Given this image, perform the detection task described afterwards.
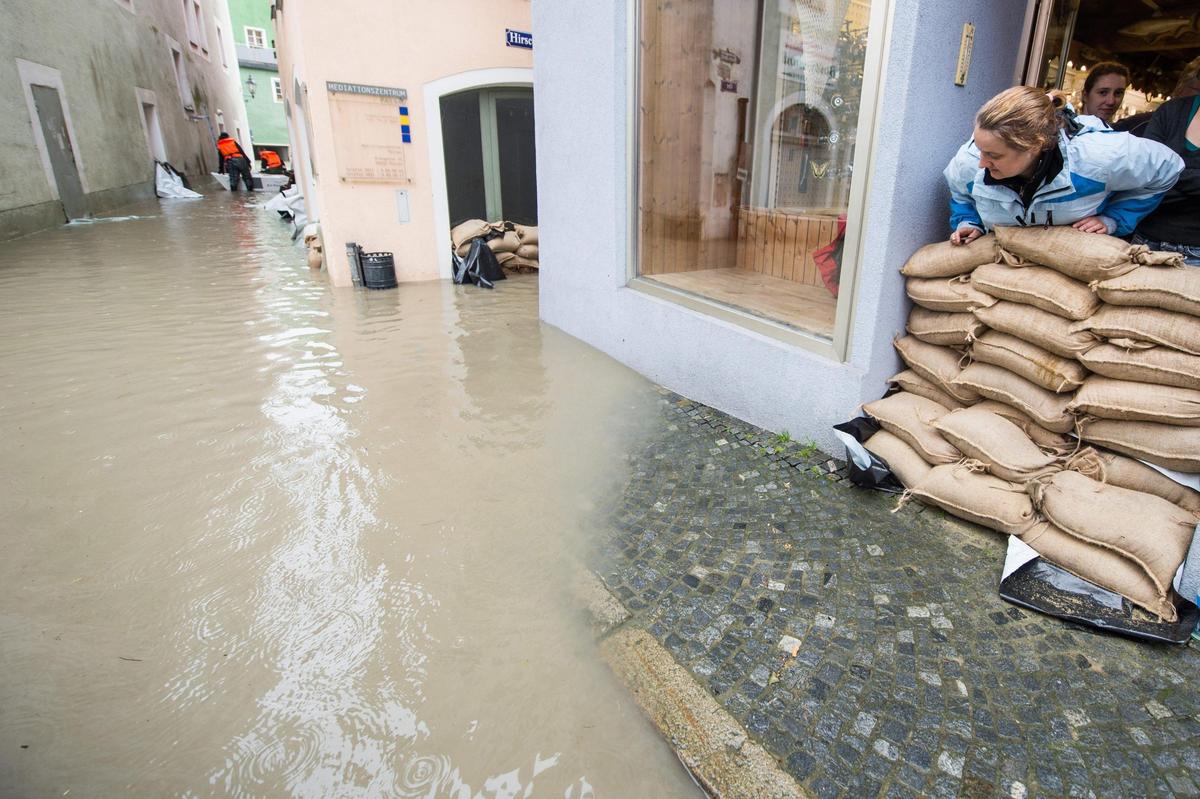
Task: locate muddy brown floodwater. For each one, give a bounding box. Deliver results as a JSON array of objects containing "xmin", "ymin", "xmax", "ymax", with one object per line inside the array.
[{"xmin": 0, "ymin": 196, "xmax": 702, "ymax": 798}]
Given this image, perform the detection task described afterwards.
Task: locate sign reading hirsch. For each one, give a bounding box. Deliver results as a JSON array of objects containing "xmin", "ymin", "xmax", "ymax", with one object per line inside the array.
[
  {"xmin": 326, "ymin": 81, "xmax": 408, "ymax": 101},
  {"xmin": 505, "ymin": 29, "xmax": 533, "ymax": 49}
]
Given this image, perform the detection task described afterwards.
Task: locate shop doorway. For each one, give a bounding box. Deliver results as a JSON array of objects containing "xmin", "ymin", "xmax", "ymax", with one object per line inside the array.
[
  {"xmin": 440, "ymin": 87, "xmax": 538, "ymax": 227},
  {"xmin": 1021, "ymin": 0, "xmax": 1199, "ymax": 119},
  {"xmin": 31, "ymin": 85, "xmax": 88, "ymax": 221}
]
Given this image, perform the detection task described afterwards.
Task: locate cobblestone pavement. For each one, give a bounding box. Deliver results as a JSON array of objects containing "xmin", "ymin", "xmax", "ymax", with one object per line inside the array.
[{"xmin": 596, "ymin": 389, "xmax": 1200, "ymax": 799}]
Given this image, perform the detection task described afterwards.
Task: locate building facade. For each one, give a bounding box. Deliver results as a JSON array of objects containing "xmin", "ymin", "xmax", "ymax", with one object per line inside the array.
[
  {"xmin": 0, "ymin": 0, "xmax": 250, "ymax": 239},
  {"xmin": 532, "ymin": 0, "xmax": 1031, "ymax": 454},
  {"xmin": 271, "ymin": 0, "xmax": 536, "ymax": 285},
  {"xmin": 228, "ymin": 0, "xmax": 288, "ymax": 162}
]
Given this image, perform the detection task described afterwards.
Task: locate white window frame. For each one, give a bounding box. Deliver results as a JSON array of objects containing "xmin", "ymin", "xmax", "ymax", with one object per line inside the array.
[
  {"xmin": 244, "ymin": 26, "xmax": 267, "ymax": 49},
  {"xmin": 165, "ymin": 35, "xmax": 194, "ymax": 113},
  {"xmin": 625, "ymin": 0, "xmax": 894, "ymax": 361},
  {"xmin": 135, "ymin": 87, "xmax": 167, "ymax": 162},
  {"xmin": 271, "ymin": 77, "xmax": 283, "ymax": 103},
  {"xmin": 215, "ymin": 20, "xmax": 229, "ymax": 70}
]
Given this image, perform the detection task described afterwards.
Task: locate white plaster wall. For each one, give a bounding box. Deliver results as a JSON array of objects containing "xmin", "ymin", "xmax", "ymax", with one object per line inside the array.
[{"xmin": 535, "ymin": 0, "xmax": 1026, "ymax": 453}]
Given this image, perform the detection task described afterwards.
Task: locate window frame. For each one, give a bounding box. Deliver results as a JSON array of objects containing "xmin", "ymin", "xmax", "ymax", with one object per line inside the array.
[
  {"xmin": 244, "ymin": 26, "xmax": 267, "ymax": 49},
  {"xmin": 165, "ymin": 35, "xmax": 194, "ymax": 114},
  {"xmin": 271, "ymin": 77, "xmax": 283, "ymax": 103},
  {"xmin": 625, "ymin": 0, "xmax": 894, "ymax": 361}
]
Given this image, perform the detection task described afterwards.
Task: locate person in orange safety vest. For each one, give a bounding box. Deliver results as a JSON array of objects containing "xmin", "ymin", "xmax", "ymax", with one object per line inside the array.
[
  {"xmin": 259, "ymin": 149, "xmax": 283, "ymax": 171},
  {"xmin": 216, "ymin": 132, "xmax": 254, "ymax": 191}
]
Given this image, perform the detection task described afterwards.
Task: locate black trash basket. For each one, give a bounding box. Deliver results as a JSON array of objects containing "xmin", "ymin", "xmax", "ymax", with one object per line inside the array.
[{"xmin": 360, "ymin": 251, "xmax": 397, "ymax": 290}]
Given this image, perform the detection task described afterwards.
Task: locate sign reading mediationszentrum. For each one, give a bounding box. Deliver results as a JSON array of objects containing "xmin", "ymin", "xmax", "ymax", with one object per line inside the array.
[{"xmin": 326, "ymin": 82, "xmax": 408, "ymax": 101}]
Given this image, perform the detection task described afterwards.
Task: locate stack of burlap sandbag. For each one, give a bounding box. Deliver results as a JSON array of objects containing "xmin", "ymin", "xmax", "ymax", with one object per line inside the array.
[
  {"xmin": 451, "ymin": 219, "xmax": 539, "ymax": 271},
  {"xmin": 859, "ymin": 226, "xmax": 1200, "ymax": 622}
]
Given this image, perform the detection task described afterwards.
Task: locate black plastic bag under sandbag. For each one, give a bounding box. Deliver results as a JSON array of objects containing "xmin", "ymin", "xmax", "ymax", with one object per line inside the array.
[
  {"xmin": 831, "ymin": 416, "xmax": 906, "ymax": 494},
  {"xmin": 452, "ymin": 238, "xmax": 508, "ymax": 289},
  {"xmin": 999, "ymin": 537, "xmax": 1199, "ymax": 644}
]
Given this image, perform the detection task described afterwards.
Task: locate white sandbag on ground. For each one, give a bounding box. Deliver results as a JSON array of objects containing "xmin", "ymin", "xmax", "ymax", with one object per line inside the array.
[
  {"xmin": 973, "ymin": 302, "xmax": 1099, "ymax": 359},
  {"xmin": 1071, "ymin": 306, "xmax": 1200, "ymax": 356},
  {"xmin": 1068, "ymin": 376, "xmax": 1200, "ymax": 427},
  {"xmin": 1027, "ymin": 470, "xmax": 1194, "ymax": 621},
  {"xmin": 951, "ymin": 363, "xmax": 1075, "ymax": 433},
  {"xmin": 1020, "ymin": 521, "xmax": 1179, "ymax": 621},
  {"xmin": 863, "ymin": 429, "xmax": 932, "ymax": 488},
  {"xmin": 970, "ymin": 331, "xmax": 1087, "ymax": 393},
  {"xmin": 933, "ymin": 407, "xmax": 1059, "ymax": 483},
  {"xmin": 893, "ymin": 336, "xmax": 979, "ymax": 404},
  {"xmin": 970, "ymin": 262, "xmax": 1100, "ymax": 320},
  {"xmin": 906, "ymin": 308, "xmax": 984, "ymax": 347},
  {"xmin": 905, "ymin": 276, "xmax": 995, "ymax": 313},
  {"xmin": 1066, "ymin": 448, "xmax": 1200, "ymax": 515},
  {"xmin": 910, "ymin": 463, "xmax": 1037, "ymax": 536},
  {"xmin": 1076, "ymin": 418, "xmax": 1200, "ymax": 473},
  {"xmin": 888, "ymin": 370, "xmax": 967, "ymax": 410},
  {"xmin": 862, "ymin": 392, "xmax": 959, "ymax": 465},
  {"xmin": 1093, "ymin": 265, "xmax": 1200, "ymax": 318},
  {"xmin": 900, "ymin": 236, "xmax": 998, "ymax": 278},
  {"xmin": 155, "ymin": 162, "xmax": 202, "ymax": 199},
  {"xmin": 1078, "ymin": 344, "xmax": 1200, "ymax": 392},
  {"xmin": 994, "ymin": 225, "xmax": 1182, "ymax": 282}
]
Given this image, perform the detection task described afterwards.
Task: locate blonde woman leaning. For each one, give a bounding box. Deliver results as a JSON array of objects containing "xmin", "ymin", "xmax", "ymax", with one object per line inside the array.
[{"xmin": 944, "ymin": 86, "xmax": 1182, "ymax": 246}]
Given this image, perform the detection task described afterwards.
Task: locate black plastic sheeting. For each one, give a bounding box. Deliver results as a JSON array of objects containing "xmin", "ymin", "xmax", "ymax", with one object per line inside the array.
[
  {"xmin": 451, "ymin": 238, "xmax": 508, "ymax": 289},
  {"xmin": 1000, "ymin": 552, "xmax": 1199, "ymax": 645},
  {"xmin": 834, "ymin": 410, "xmax": 1198, "ymax": 645}
]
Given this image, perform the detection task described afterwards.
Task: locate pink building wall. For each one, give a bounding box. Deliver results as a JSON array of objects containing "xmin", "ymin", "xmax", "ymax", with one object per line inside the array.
[{"xmin": 273, "ymin": 0, "xmax": 534, "ymax": 285}]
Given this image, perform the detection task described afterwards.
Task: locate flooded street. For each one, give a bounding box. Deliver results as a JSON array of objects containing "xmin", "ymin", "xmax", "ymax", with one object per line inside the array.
[{"xmin": 0, "ymin": 196, "xmax": 701, "ymax": 798}]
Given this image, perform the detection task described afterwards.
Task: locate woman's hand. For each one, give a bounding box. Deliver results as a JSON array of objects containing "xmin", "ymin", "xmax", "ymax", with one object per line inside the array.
[
  {"xmin": 1071, "ymin": 216, "xmax": 1109, "ymax": 234},
  {"xmin": 950, "ymin": 226, "xmax": 983, "ymax": 246}
]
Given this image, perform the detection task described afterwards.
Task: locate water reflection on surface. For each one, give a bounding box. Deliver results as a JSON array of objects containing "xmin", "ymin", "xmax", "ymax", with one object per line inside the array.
[{"xmin": 0, "ymin": 196, "xmax": 700, "ymax": 798}]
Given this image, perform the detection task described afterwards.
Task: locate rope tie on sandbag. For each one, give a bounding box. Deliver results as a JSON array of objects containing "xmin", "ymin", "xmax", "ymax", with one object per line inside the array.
[
  {"xmin": 890, "ymin": 489, "xmax": 914, "ymax": 514},
  {"xmin": 1026, "ymin": 475, "xmax": 1052, "ymax": 510},
  {"xmin": 959, "ymin": 458, "xmax": 988, "ymax": 474},
  {"xmin": 956, "ymin": 348, "xmax": 973, "ymax": 369},
  {"xmin": 1065, "ymin": 447, "xmax": 1107, "ymax": 484},
  {"xmin": 997, "ymin": 249, "xmax": 1029, "ymax": 267},
  {"xmin": 1068, "ymin": 415, "xmax": 1089, "ymax": 457}
]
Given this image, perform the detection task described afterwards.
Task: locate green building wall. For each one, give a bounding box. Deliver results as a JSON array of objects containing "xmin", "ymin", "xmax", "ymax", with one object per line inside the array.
[{"xmin": 228, "ymin": 0, "xmax": 288, "ymax": 153}]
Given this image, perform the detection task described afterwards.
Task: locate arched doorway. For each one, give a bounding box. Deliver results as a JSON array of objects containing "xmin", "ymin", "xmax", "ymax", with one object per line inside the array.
[{"xmin": 422, "ymin": 68, "xmax": 536, "ymax": 280}]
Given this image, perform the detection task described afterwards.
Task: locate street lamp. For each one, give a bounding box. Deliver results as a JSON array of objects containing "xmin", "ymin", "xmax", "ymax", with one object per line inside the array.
[{"xmin": 245, "ymin": 74, "xmax": 257, "ymax": 99}]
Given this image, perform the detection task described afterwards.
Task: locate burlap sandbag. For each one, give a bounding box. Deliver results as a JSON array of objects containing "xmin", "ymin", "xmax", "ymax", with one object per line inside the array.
[
  {"xmin": 507, "ymin": 255, "xmax": 539, "ymax": 270},
  {"xmin": 1071, "ymin": 306, "xmax": 1200, "ymax": 356},
  {"xmin": 974, "ymin": 302, "xmax": 1099, "ymax": 359},
  {"xmin": 494, "ymin": 251, "xmax": 517, "ymax": 265},
  {"xmin": 1094, "ymin": 265, "xmax": 1200, "ymax": 318},
  {"xmin": 970, "ymin": 331, "xmax": 1087, "ymax": 393},
  {"xmin": 933, "ymin": 407, "xmax": 1059, "ymax": 483},
  {"xmin": 893, "ymin": 336, "xmax": 980, "ymax": 404},
  {"xmin": 1077, "ymin": 417, "xmax": 1200, "ymax": 473},
  {"xmin": 970, "ymin": 400, "xmax": 1075, "ymax": 454},
  {"xmin": 486, "ymin": 230, "xmax": 521, "ymax": 254},
  {"xmin": 970, "ymin": 262, "xmax": 1100, "ymax": 320},
  {"xmin": 1020, "ymin": 521, "xmax": 1178, "ymax": 621},
  {"xmin": 1068, "ymin": 376, "xmax": 1200, "ymax": 427},
  {"xmin": 515, "ymin": 224, "xmax": 538, "ymax": 244},
  {"xmin": 1078, "ymin": 344, "xmax": 1200, "ymax": 392},
  {"xmin": 516, "ymin": 244, "xmax": 539, "ymax": 260},
  {"xmin": 906, "ymin": 307, "xmax": 984, "ymax": 347},
  {"xmin": 1066, "ymin": 447, "xmax": 1200, "ymax": 515},
  {"xmin": 1028, "ymin": 470, "xmax": 1194, "ymax": 616},
  {"xmin": 905, "ymin": 276, "xmax": 996, "ymax": 313},
  {"xmin": 994, "ymin": 225, "xmax": 1183, "ymax": 281},
  {"xmin": 864, "ymin": 429, "xmax": 932, "ymax": 487},
  {"xmin": 862, "ymin": 392, "xmax": 959, "ymax": 465},
  {"xmin": 900, "ymin": 235, "xmax": 998, "ymax": 278},
  {"xmin": 451, "ymin": 219, "xmax": 493, "ymax": 250},
  {"xmin": 910, "ymin": 463, "xmax": 1037, "ymax": 535},
  {"xmin": 951, "ymin": 363, "xmax": 1075, "ymax": 433},
  {"xmin": 888, "ymin": 369, "xmax": 967, "ymax": 410}
]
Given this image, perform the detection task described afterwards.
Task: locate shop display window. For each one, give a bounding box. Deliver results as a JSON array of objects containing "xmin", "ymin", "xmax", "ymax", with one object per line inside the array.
[{"xmin": 633, "ymin": 0, "xmax": 883, "ymax": 352}]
